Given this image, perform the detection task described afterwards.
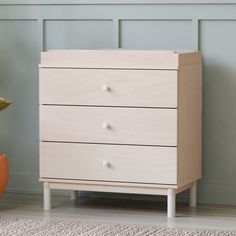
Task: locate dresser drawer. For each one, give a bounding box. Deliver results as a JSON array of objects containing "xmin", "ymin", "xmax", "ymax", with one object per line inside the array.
[
  {"xmin": 40, "ymin": 142, "xmax": 177, "ymax": 184},
  {"xmin": 40, "ymin": 106, "xmax": 177, "ymax": 146},
  {"xmin": 40, "ymin": 69, "xmax": 177, "ymax": 108}
]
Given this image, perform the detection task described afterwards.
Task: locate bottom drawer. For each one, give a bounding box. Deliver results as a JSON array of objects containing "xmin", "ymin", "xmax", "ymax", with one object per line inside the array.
[{"xmin": 40, "ymin": 142, "xmax": 177, "ymax": 184}]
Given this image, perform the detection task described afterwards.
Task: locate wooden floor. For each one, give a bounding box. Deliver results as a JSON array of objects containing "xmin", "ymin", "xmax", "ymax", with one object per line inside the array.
[{"xmin": 0, "ymin": 192, "xmax": 236, "ymax": 231}]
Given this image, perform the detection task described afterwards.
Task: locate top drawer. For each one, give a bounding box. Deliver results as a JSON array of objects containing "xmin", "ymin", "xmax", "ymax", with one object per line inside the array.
[{"xmin": 39, "ymin": 69, "xmax": 177, "ymax": 108}]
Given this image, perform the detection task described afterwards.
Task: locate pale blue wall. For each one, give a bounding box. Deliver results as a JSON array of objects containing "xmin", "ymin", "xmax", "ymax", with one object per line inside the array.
[{"xmin": 0, "ymin": 1, "xmax": 236, "ymax": 205}]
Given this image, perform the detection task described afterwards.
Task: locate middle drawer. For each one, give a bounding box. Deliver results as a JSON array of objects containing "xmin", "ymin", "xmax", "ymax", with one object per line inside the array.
[{"xmin": 40, "ymin": 106, "xmax": 177, "ymax": 146}]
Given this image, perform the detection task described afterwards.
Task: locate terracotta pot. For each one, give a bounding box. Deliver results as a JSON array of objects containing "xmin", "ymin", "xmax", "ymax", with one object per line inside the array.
[{"xmin": 0, "ymin": 153, "xmax": 9, "ymax": 198}]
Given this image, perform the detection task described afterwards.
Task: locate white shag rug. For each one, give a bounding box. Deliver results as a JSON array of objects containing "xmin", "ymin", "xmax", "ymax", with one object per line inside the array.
[{"xmin": 0, "ymin": 217, "xmax": 235, "ymax": 236}]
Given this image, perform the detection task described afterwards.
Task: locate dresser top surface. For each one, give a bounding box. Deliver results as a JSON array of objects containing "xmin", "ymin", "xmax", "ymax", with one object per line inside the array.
[{"xmin": 40, "ymin": 49, "xmax": 201, "ymax": 70}]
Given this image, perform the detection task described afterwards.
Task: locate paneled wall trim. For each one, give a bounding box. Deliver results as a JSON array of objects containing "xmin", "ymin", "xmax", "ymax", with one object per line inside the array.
[
  {"xmin": 1, "ymin": 1, "xmax": 236, "ymax": 205},
  {"xmin": 1, "ymin": 0, "xmax": 236, "ymax": 4}
]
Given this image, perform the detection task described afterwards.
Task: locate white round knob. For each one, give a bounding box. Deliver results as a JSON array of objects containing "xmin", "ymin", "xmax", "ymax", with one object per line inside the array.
[
  {"xmin": 102, "ymin": 160, "xmax": 109, "ymax": 167},
  {"xmin": 102, "ymin": 122, "xmax": 109, "ymax": 129},
  {"xmin": 102, "ymin": 85, "xmax": 109, "ymax": 91}
]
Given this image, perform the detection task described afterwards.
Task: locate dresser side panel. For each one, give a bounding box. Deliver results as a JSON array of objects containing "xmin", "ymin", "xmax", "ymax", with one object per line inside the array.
[
  {"xmin": 179, "ymin": 52, "xmax": 202, "ymax": 67},
  {"xmin": 177, "ymin": 64, "xmax": 202, "ymax": 187}
]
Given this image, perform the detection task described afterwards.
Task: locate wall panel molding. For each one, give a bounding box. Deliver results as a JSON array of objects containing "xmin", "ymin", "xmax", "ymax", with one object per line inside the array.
[
  {"xmin": 113, "ymin": 18, "xmax": 120, "ymax": 48},
  {"xmin": 38, "ymin": 19, "xmax": 44, "ymax": 52},
  {"xmin": 120, "ymin": 19, "xmax": 193, "ymax": 49},
  {"xmin": 1, "ymin": 0, "xmax": 236, "ymax": 5},
  {"xmin": 192, "ymin": 18, "xmax": 199, "ymax": 50},
  {"xmin": 43, "ymin": 19, "xmax": 113, "ymax": 50},
  {"xmin": 1, "ymin": 2, "xmax": 236, "ymax": 205}
]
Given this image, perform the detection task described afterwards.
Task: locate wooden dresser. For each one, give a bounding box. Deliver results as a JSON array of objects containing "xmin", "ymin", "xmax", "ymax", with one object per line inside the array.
[{"xmin": 39, "ymin": 50, "xmax": 202, "ymax": 217}]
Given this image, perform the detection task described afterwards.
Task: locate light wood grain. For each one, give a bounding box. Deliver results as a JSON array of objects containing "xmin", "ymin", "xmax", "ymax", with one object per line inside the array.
[
  {"xmin": 40, "ymin": 50, "xmax": 201, "ymax": 69},
  {"xmin": 40, "ymin": 106, "xmax": 177, "ymax": 146},
  {"xmin": 177, "ymin": 64, "xmax": 202, "ymax": 187},
  {"xmin": 49, "ymin": 182, "xmax": 168, "ymax": 195},
  {"xmin": 40, "ymin": 142, "xmax": 177, "ymax": 184},
  {"xmin": 39, "ymin": 178, "xmax": 178, "ymax": 189},
  {"xmin": 39, "ymin": 69, "xmax": 177, "ymax": 108}
]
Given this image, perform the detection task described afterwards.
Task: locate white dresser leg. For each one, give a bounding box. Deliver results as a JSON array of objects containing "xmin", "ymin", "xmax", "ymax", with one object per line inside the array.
[
  {"xmin": 44, "ymin": 182, "xmax": 51, "ymax": 210},
  {"xmin": 189, "ymin": 181, "xmax": 197, "ymax": 207},
  {"xmin": 71, "ymin": 190, "xmax": 79, "ymax": 201},
  {"xmin": 167, "ymin": 189, "xmax": 176, "ymax": 218}
]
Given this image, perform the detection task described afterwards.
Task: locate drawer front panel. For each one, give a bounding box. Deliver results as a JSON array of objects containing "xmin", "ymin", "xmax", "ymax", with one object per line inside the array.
[
  {"xmin": 40, "ymin": 142, "xmax": 177, "ymax": 184},
  {"xmin": 40, "ymin": 106, "xmax": 177, "ymax": 146},
  {"xmin": 40, "ymin": 69, "xmax": 177, "ymax": 108}
]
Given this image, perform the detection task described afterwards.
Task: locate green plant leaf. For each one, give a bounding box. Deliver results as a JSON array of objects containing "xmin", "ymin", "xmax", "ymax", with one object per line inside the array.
[{"xmin": 0, "ymin": 98, "xmax": 11, "ymax": 111}]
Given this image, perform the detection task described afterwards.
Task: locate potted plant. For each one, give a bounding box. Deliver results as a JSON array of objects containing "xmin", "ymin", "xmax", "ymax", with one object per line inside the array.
[{"xmin": 0, "ymin": 97, "xmax": 11, "ymax": 198}]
